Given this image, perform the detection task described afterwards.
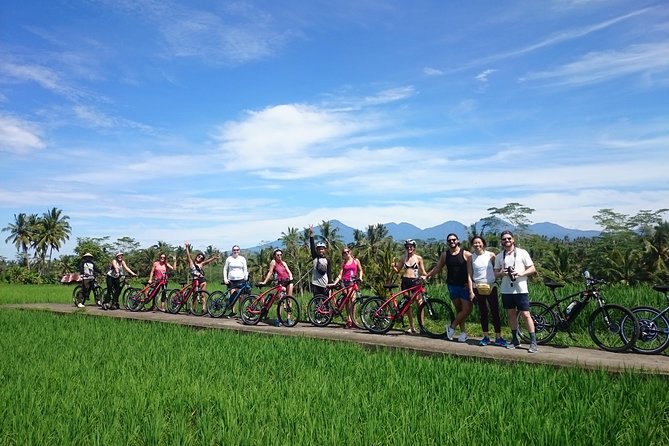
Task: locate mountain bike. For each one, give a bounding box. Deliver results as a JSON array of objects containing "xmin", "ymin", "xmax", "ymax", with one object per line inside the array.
[
  {"xmin": 72, "ymin": 275, "xmax": 104, "ymax": 307},
  {"xmin": 126, "ymin": 275, "xmax": 169, "ymax": 312},
  {"xmin": 166, "ymin": 277, "xmax": 209, "ymax": 316},
  {"xmin": 207, "ymin": 281, "xmax": 252, "ymax": 318},
  {"xmin": 521, "ymin": 272, "xmax": 639, "ymax": 352},
  {"xmin": 240, "ymin": 281, "xmax": 300, "ymax": 327},
  {"xmin": 360, "ymin": 280, "xmax": 454, "ymax": 337},
  {"xmin": 626, "ymin": 285, "xmax": 669, "ymax": 354},
  {"xmin": 307, "ymin": 278, "xmax": 370, "ymax": 328}
]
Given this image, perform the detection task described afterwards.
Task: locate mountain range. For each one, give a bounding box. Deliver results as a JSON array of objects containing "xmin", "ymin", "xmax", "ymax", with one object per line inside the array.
[{"xmin": 252, "ymin": 219, "xmax": 601, "ymax": 250}]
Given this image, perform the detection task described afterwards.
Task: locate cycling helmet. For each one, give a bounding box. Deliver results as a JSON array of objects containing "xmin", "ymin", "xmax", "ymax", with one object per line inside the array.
[
  {"xmin": 315, "ymin": 241, "xmax": 327, "ymax": 249},
  {"xmin": 404, "ymin": 239, "xmax": 417, "ymax": 247}
]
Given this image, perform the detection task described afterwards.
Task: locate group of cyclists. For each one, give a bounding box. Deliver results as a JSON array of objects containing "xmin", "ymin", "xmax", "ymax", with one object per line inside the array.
[{"xmin": 75, "ymin": 228, "xmax": 538, "ymax": 352}]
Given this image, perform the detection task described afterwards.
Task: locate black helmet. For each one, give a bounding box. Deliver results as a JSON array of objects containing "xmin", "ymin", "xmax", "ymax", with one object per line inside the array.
[{"xmin": 404, "ymin": 239, "xmax": 416, "ymax": 247}]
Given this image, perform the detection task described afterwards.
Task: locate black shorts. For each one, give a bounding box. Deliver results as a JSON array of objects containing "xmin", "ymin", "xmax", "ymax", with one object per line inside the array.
[
  {"xmin": 228, "ymin": 279, "xmax": 246, "ymax": 289},
  {"xmin": 401, "ymin": 277, "xmax": 420, "ymax": 291}
]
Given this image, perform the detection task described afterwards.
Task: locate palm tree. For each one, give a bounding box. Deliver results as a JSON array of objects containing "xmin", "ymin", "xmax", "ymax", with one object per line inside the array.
[
  {"xmin": 2, "ymin": 213, "xmax": 37, "ymax": 266},
  {"xmin": 32, "ymin": 208, "xmax": 72, "ymax": 270}
]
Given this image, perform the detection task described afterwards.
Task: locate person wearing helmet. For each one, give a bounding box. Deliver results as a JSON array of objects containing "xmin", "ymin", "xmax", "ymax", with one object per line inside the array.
[
  {"xmin": 391, "ymin": 239, "xmax": 428, "ymax": 334},
  {"xmin": 77, "ymin": 252, "xmax": 102, "ymax": 307},
  {"xmin": 309, "ymin": 224, "xmax": 332, "ymax": 297},
  {"xmin": 103, "ymin": 252, "xmax": 137, "ymax": 310}
]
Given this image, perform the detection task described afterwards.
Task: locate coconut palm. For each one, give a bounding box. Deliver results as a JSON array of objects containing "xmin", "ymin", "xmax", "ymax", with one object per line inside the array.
[
  {"xmin": 2, "ymin": 213, "xmax": 37, "ymax": 266},
  {"xmin": 32, "ymin": 208, "xmax": 72, "ymax": 269}
]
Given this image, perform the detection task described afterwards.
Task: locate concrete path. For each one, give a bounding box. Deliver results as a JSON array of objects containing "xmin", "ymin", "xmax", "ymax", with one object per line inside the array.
[{"xmin": 5, "ymin": 303, "xmax": 669, "ymax": 376}]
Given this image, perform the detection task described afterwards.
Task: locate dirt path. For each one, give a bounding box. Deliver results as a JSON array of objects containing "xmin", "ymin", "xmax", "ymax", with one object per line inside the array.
[{"xmin": 5, "ymin": 303, "xmax": 669, "ymax": 376}]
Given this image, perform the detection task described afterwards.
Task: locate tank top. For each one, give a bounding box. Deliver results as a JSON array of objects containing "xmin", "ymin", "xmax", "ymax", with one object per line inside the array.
[
  {"xmin": 471, "ymin": 251, "xmax": 495, "ymax": 284},
  {"xmin": 342, "ymin": 259, "xmax": 358, "ymax": 282},
  {"xmin": 445, "ymin": 249, "xmax": 467, "ymax": 286},
  {"xmin": 274, "ymin": 261, "xmax": 290, "ymax": 281},
  {"xmin": 153, "ymin": 261, "xmax": 167, "ymax": 280}
]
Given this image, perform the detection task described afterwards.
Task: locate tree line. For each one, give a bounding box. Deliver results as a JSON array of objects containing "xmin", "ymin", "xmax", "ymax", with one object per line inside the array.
[{"xmin": 2, "ymin": 204, "xmax": 668, "ymax": 291}]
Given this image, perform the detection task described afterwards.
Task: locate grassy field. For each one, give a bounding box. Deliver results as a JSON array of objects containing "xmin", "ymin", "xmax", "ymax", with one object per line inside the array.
[{"xmin": 0, "ymin": 309, "xmax": 667, "ymax": 446}]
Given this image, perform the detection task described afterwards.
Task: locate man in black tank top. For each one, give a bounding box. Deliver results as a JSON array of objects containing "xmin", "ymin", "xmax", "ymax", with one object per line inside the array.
[{"xmin": 425, "ymin": 233, "xmax": 473, "ymax": 342}]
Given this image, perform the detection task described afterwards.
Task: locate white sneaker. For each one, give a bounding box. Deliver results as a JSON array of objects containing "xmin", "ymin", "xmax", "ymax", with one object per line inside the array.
[
  {"xmin": 458, "ymin": 332, "xmax": 468, "ymax": 343},
  {"xmin": 446, "ymin": 325, "xmax": 455, "ymax": 340},
  {"xmin": 528, "ymin": 343, "xmax": 538, "ymax": 353},
  {"xmin": 77, "ymin": 303, "xmax": 85, "ymax": 308}
]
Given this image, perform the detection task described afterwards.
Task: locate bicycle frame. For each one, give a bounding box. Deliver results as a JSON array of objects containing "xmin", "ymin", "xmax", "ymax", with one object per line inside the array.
[
  {"xmin": 207, "ymin": 281, "xmax": 253, "ymax": 317},
  {"xmin": 373, "ymin": 282, "xmax": 425, "ymax": 321},
  {"xmin": 127, "ymin": 276, "xmax": 169, "ymax": 311},
  {"xmin": 325, "ymin": 281, "xmax": 360, "ymax": 313},
  {"xmin": 240, "ymin": 281, "xmax": 300, "ymax": 327},
  {"xmin": 543, "ymin": 277, "xmax": 608, "ymax": 331}
]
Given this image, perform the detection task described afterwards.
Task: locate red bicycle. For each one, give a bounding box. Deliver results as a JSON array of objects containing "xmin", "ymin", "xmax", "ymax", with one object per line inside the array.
[
  {"xmin": 240, "ymin": 281, "xmax": 300, "ymax": 327},
  {"xmin": 166, "ymin": 277, "xmax": 209, "ymax": 316},
  {"xmin": 361, "ymin": 280, "xmax": 454, "ymax": 336},
  {"xmin": 307, "ymin": 278, "xmax": 366, "ymax": 328},
  {"xmin": 126, "ymin": 275, "xmax": 169, "ymax": 312}
]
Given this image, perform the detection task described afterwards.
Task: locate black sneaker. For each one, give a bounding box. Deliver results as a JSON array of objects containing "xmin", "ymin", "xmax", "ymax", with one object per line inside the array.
[
  {"xmin": 111, "ymin": 303, "xmax": 120, "ymax": 310},
  {"xmin": 102, "ymin": 303, "xmax": 110, "ymax": 311}
]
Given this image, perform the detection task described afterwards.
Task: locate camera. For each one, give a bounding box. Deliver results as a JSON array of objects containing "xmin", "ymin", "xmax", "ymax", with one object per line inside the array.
[{"xmin": 505, "ymin": 266, "xmax": 517, "ymax": 284}]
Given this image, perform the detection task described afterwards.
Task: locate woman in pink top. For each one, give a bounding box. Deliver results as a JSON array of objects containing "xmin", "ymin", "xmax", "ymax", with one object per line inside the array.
[
  {"xmin": 149, "ymin": 253, "xmax": 176, "ymax": 312},
  {"xmin": 329, "ymin": 248, "xmax": 364, "ymax": 328},
  {"xmin": 259, "ymin": 248, "xmax": 294, "ymax": 297}
]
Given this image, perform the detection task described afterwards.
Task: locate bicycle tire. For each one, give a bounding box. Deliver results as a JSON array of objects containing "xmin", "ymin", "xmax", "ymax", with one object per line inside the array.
[
  {"xmin": 127, "ymin": 289, "xmax": 145, "ymax": 312},
  {"xmin": 516, "ymin": 301, "xmax": 558, "ymax": 345},
  {"xmin": 361, "ymin": 297, "xmax": 394, "ymax": 334},
  {"xmin": 188, "ymin": 290, "xmax": 208, "ymax": 316},
  {"xmin": 418, "ymin": 298, "xmax": 454, "ymax": 338},
  {"xmin": 71, "ymin": 285, "xmax": 82, "ymax": 306},
  {"xmin": 588, "ymin": 304, "xmax": 638, "ymax": 352},
  {"xmin": 240, "ymin": 295, "xmax": 263, "ymax": 325},
  {"xmin": 628, "ymin": 306, "xmax": 669, "ymax": 354},
  {"xmin": 207, "ymin": 291, "xmax": 229, "ymax": 318},
  {"xmin": 307, "ymin": 295, "xmax": 333, "ymax": 327},
  {"xmin": 277, "ymin": 296, "xmax": 300, "ymax": 327},
  {"xmin": 166, "ymin": 289, "xmax": 184, "ymax": 314}
]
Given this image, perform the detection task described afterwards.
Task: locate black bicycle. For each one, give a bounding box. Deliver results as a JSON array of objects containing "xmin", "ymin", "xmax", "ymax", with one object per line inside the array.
[
  {"xmin": 627, "ymin": 285, "xmax": 669, "ymax": 354},
  {"xmin": 519, "ymin": 271, "xmax": 639, "ymax": 352},
  {"xmin": 207, "ymin": 281, "xmax": 253, "ymax": 318},
  {"xmin": 72, "ymin": 275, "xmax": 104, "ymax": 307}
]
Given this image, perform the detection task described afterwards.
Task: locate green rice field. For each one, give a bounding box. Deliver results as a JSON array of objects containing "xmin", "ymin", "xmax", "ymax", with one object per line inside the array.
[{"xmin": 1, "ymin": 303, "xmax": 668, "ymax": 445}]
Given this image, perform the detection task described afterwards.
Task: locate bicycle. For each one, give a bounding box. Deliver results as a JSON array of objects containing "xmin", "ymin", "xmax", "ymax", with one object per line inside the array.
[
  {"xmin": 626, "ymin": 285, "xmax": 669, "ymax": 354},
  {"xmin": 126, "ymin": 275, "xmax": 170, "ymax": 312},
  {"xmin": 523, "ymin": 271, "xmax": 639, "ymax": 352},
  {"xmin": 307, "ymin": 278, "xmax": 367, "ymax": 328},
  {"xmin": 207, "ymin": 281, "xmax": 253, "ymax": 318},
  {"xmin": 240, "ymin": 281, "xmax": 300, "ymax": 327},
  {"xmin": 166, "ymin": 277, "xmax": 209, "ymax": 316},
  {"xmin": 360, "ymin": 280, "xmax": 454, "ymax": 337},
  {"xmin": 72, "ymin": 275, "xmax": 104, "ymax": 307}
]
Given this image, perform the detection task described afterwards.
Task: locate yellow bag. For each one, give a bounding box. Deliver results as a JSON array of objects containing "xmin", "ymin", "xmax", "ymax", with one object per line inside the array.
[{"xmin": 475, "ymin": 283, "xmax": 492, "ymax": 296}]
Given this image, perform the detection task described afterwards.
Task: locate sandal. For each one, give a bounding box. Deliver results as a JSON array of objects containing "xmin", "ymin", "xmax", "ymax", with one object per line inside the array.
[{"xmin": 405, "ymin": 328, "xmax": 418, "ymax": 335}]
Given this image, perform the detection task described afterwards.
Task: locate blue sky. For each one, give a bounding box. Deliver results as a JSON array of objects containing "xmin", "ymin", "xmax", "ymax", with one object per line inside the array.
[{"xmin": 1, "ymin": 0, "xmax": 668, "ymax": 259}]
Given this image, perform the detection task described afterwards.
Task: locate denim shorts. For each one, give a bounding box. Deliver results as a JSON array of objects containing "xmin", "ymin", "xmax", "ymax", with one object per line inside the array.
[
  {"xmin": 447, "ymin": 284, "xmax": 469, "ymax": 301},
  {"xmin": 501, "ymin": 293, "xmax": 530, "ymax": 311}
]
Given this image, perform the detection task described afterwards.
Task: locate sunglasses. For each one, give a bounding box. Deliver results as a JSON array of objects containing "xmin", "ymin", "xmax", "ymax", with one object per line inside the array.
[
  {"xmin": 501, "ymin": 237, "xmax": 513, "ymax": 241},
  {"xmin": 447, "ymin": 239, "xmax": 457, "ymax": 242},
  {"xmin": 343, "ymin": 250, "xmax": 350, "ymax": 254}
]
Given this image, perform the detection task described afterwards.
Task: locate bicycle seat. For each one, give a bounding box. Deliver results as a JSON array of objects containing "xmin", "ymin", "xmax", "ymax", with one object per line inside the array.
[
  {"xmin": 384, "ymin": 283, "xmax": 398, "ymax": 290},
  {"xmin": 178, "ymin": 281, "xmax": 188, "ymax": 286},
  {"xmin": 543, "ymin": 280, "xmax": 565, "ymax": 290},
  {"xmin": 653, "ymin": 284, "xmax": 669, "ymax": 294}
]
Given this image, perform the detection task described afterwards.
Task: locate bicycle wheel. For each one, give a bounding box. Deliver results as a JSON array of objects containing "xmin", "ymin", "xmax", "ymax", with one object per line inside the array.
[
  {"xmin": 418, "ymin": 298, "xmax": 454, "ymax": 338},
  {"xmin": 207, "ymin": 291, "xmax": 229, "ymax": 318},
  {"xmin": 189, "ymin": 290, "xmax": 208, "ymax": 316},
  {"xmin": 166, "ymin": 289, "xmax": 184, "ymax": 314},
  {"xmin": 628, "ymin": 306, "xmax": 669, "ymax": 354},
  {"xmin": 240, "ymin": 295, "xmax": 263, "ymax": 325},
  {"xmin": 361, "ymin": 297, "xmax": 395, "ymax": 334},
  {"xmin": 127, "ymin": 289, "xmax": 146, "ymax": 312},
  {"xmin": 588, "ymin": 304, "xmax": 638, "ymax": 352},
  {"xmin": 516, "ymin": 301, "xmax": 558, "ymax": 345},
  {"xmin": 277, "ymin": 296, "xmax": 300, "ymax": 327},
  {"xmin": 350, "ymin": 295, "xmax": 371, "ymax": 329},
  {"xmin": 71, "ymin": 285, "xmax": 82, "ymax": 306},
  {"xmin": 307, "ymin": 295, "xmax": 333, "ymax": 327}
]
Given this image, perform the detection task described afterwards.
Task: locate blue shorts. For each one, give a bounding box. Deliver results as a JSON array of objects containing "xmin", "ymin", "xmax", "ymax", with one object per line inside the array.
[
  {"xmin": 447, "ymin": 284, "xmax": 469, "ymax": 301},
  {"xmin": 501, "ymin": 293, "xmax": 530, "ymax": 311}
]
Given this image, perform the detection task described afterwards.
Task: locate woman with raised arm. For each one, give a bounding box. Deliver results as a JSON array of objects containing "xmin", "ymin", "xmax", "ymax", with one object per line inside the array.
[
  {"xmin": 258, "ymin": 248, "xmax": 294, "ymax": 297},
  {"xmin": 185, "ymin": 242, "xmax": 219, "ymax": 313},
  {"xmin": 391, "ymin": 239, "xmax": 427, "ymax": 335}
]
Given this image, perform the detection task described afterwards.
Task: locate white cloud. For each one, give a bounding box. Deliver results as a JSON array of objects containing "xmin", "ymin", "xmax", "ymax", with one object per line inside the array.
[
  {"xmin": 0, "ymin": 115, "xmax": 46, "ymax": 155},
  {"xmin": 423, "ymin": 67, "xmax": 444, "ymax": 76},
  {"xmin": 521, "ymin": 42, "xmax": 669, "ymax": 87}
]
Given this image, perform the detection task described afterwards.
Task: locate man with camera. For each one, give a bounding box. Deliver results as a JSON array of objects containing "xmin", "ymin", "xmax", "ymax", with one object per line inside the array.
[{"xmin": 494, "ymin": 230, "xmax": 538, "ymax": 353}]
